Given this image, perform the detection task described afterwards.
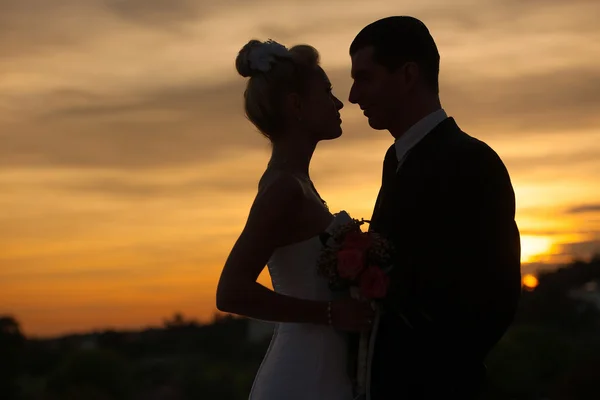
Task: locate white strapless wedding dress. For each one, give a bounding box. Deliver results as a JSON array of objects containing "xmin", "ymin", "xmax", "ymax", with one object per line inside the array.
[{"xmin": 249, "ymin": 211, "xmax": 355, "ymax": 400}]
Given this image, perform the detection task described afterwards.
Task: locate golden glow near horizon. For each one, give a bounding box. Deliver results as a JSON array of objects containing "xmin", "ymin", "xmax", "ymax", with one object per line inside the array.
[
  {"xmin": 1, "ymin": 0, "xmax": 600, "ymax": 336},
  {"xmin": 520, "ymin": 236, "xmax": 555, "ymax": 264}
]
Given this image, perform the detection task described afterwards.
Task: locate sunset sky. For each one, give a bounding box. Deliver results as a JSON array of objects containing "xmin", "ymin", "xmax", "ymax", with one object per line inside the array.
[{"xmin": 1, "ymin": 0, "xmax": 599, "ymax": 337}]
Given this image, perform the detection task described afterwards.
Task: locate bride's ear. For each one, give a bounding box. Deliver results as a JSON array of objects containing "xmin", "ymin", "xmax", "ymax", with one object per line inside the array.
[{"xmin": 283, "ymin": 92, "xmax": 303, "ymax": 121}]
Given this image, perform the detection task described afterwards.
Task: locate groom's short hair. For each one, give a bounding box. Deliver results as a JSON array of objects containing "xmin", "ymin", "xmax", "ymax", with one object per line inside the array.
[{"xmin": 350, "ymin": 16, "xmax": 440, "ymax": 94}]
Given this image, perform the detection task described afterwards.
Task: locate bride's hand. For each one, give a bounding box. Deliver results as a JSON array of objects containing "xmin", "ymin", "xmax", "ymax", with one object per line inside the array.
[{"xmin": 330, "ymin": 298, "xmax": 375, "ymax": 332}]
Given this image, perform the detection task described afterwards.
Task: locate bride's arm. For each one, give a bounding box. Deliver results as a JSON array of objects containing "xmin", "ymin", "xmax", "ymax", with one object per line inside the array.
[
  {"xmin": 216, "ymin": 174, "xmax": 329, "ymax": 324},
  {"xmin": 216, "ymin": 174, "xmax": 372, "ymax": 329}
]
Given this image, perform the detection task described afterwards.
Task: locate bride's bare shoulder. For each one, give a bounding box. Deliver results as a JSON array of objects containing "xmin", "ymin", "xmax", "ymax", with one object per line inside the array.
[
  {"xmin": 257, "ymin": 169, "xmax": 303, "ymax": 195},
  {"xmin": 252, "ymin": 169, "xmax": 304, "ymax": 213}
]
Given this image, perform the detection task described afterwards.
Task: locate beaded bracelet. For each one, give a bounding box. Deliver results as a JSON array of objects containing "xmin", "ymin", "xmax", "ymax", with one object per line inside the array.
[{"xmin": 327, "ymin": 301, "xmax": 333, "ymax": 326}]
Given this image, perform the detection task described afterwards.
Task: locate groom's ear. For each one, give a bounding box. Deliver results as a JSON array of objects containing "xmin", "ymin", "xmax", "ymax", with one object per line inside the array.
[{"xmin": 398, "ymin": 61, "xmax": 420, "ymax": 90}]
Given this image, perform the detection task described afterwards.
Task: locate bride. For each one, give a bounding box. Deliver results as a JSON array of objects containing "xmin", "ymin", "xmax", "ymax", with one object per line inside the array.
[{"xmin": 216, "ymin": 40, "xmax": 374, "ymax": 400}]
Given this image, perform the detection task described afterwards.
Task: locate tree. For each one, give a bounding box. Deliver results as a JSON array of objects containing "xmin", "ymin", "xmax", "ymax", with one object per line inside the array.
[
  {"xmin": 516, "ymin": 258, "xmax": 600, "ymax": 332},
  {"xmin": 163, "ymin": 312, "xmax": 198, "ymax": 330},
  {"xmin": 0, "ymin": 316, "xmax": 26, "ymax": 399},
  {"xmin": 46, "ymin": 349, "xmax": 132, "ymax": 400}
]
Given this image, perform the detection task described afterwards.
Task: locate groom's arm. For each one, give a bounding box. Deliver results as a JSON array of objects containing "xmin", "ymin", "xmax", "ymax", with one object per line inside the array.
[
  {"xmin": 387, "ymin": 141, "xmax": 521, "ymax": 368},
  {"xmin": 457, "ymin": 143, "xmax": 521, "ymax": 329},
  {"xmin": 437, "ymin": 142, "xmax": 521, "ymax": 349}
]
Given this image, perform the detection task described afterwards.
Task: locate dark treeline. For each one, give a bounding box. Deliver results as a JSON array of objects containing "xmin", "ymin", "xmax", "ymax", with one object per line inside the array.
[{"xmin": 2, "ymin": 256, "xmax": 600, "ymax": 399}]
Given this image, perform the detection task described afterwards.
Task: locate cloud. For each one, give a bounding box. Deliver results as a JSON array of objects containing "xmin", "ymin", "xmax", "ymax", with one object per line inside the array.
[
  {"xmin": 1, "ymin": 0, "xmax": 598, "ymax": 173},
  {"xmin": 557, "ymin": 239, "xmax": 600, "ymax": 260},
  {"xmin": 443, "ymin": 66, "xmax": 600, "ymax": 135},
  {"xmin": 503, "ymin": 149, "xmax": 600, "ymax": 177},
  {"xmin": 0, "ymin": 1, "xmax": 113, "ymax": 58},
  {"xmin": 567, "ymin": 204, "xmax": 600, "ymax": 214},
  {"xmin": 519, "ymin": 230, "xmax": 567, "ymax": 237},
  {"xmin": 56, "ymin": 171, "xmax": 259, "ymax": 199},
  {"xmin": 102, "ymin": 0, "xmax": 208, "ymax": 26},
  {"xmin": 2, "ymin": 57, "xmax": 599, "ymax": 171},
  {"xmin": 0, "ymin": 79, "xmax": 268, "ymax": 169}
]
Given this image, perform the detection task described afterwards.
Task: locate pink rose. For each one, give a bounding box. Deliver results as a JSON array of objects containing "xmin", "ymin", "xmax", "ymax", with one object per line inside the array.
[
  {"xmin": 359, "ymin": 265, "xmax": 390, "ymax": 299},
  {"xmin": 342, "ymin": 231, "xmax": 371, "ymax": 251},
  {"xmin": 337, "ymin": 249, "xmax": 367, "ymax": 280}
]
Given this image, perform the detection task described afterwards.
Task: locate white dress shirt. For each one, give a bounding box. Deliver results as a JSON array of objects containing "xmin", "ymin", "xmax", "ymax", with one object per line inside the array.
[{"xmin": 395, "ymin": 108, "xmax": 448, "ymax": 171}]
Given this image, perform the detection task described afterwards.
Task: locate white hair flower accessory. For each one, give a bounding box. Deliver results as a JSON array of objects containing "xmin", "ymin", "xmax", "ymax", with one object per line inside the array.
[{"xmin": 248, "ymin": 40, "xmax": 291, "ymax": 73}]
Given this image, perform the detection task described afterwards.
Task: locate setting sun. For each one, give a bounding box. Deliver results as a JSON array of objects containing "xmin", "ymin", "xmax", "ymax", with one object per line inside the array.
[
  {"xmin": 522, "ymin": 274, "xmax": 539, "ymax": 290},
  {"xmin": 520, "ymin": 235, "xmax": 554, "ymax": 263}
]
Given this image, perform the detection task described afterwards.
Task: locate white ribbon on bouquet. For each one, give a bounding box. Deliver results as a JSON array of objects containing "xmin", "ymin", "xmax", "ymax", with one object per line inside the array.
[{"xmin": 351, "ymin": 288, "xmax": 381, "ymax": 400}]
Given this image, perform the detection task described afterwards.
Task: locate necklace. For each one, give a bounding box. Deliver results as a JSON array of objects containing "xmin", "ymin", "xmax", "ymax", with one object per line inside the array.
[{"xmin": 308, "ymin": 180, "xmax": 329, "ymax": 211}]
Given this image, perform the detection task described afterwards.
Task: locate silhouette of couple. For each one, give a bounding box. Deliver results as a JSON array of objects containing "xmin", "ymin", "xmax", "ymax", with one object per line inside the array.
[{"xmin": 217, "ymin": 16, "xmax": 521, "ymax": 400}]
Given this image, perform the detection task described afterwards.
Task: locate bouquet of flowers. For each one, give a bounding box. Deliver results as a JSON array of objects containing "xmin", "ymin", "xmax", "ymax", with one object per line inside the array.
[{"xmin": 317, "ymin": 213, "xmax": 395, "ymax": 397}]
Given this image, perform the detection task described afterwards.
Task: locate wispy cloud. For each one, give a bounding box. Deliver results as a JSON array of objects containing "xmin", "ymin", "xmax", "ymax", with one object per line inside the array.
[
  {"xmin": 567, "ymin": 204, "xmax": 600, "ymax": 214},
  {"xmin": 103, "ymin": 0, "xmax": 212, "ymax": 26},
  {"xmin": 444, "ymin": 67, "xmax": 600, "ymax": 134},
  {"xmin": 3, "ymin": 62, "xmax": 600, "ymax": 170},
  {"xmin": 557, "ymin": 238, "xmax": 600, "ymax": 260}
]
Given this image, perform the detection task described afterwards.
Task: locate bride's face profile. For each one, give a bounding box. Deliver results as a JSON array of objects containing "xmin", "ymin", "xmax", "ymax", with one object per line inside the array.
[
  {"xmin": 293, "ymin": 68, "xmax": 344, "ymax": 142},
  {"xmin": 236, "ymin": 41, "xmax": 343, "ymax": 144}
]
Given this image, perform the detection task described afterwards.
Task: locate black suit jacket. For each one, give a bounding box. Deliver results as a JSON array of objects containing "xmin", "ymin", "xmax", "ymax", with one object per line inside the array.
[{"xmin": 368, "ymin": 118, "xmax": 521, "ymax": 399}]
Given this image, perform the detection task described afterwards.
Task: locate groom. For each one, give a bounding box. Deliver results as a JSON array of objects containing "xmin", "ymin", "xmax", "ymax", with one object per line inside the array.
[{"xmin": 349, "ymin": 17, "xmax": 522, "ymax": 399}]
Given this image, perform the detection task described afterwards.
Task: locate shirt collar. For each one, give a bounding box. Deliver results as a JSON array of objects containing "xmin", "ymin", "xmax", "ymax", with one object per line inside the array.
[{"xmin": 394, "ymin": 108, "xmax": 448, "ymax": 163}]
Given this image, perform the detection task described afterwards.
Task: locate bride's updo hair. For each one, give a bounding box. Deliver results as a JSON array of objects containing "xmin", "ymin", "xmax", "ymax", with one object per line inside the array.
[{"xmin": 236, "ymin": 39, "xmax": 321, "ymax": 141}]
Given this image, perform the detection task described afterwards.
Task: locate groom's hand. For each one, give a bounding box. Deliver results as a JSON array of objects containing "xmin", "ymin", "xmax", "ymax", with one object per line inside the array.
[{"xmin": 330, "ymin": 298, "xmax": 374, "ymax": 332}]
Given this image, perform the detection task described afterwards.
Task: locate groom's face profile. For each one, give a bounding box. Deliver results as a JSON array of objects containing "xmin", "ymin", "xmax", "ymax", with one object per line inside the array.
[{"xmin": 349, "ymin": 46, "xmax": 405, "ymax": 131}]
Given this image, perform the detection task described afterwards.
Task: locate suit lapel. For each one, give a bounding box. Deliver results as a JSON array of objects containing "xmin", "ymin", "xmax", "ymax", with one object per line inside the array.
[
  {"xmin": 370, "ymin": 118, "xmax": 461, "ymax": 233},
  {"xmin": 370, "ymin": 145, "xmax": 397, "ymax": 231}
]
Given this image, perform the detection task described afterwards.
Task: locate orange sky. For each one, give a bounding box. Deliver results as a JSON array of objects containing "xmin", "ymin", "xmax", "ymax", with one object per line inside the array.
[{"xmin": 1, "ymin": 0, "xmax": 600, "ymax": 337}]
